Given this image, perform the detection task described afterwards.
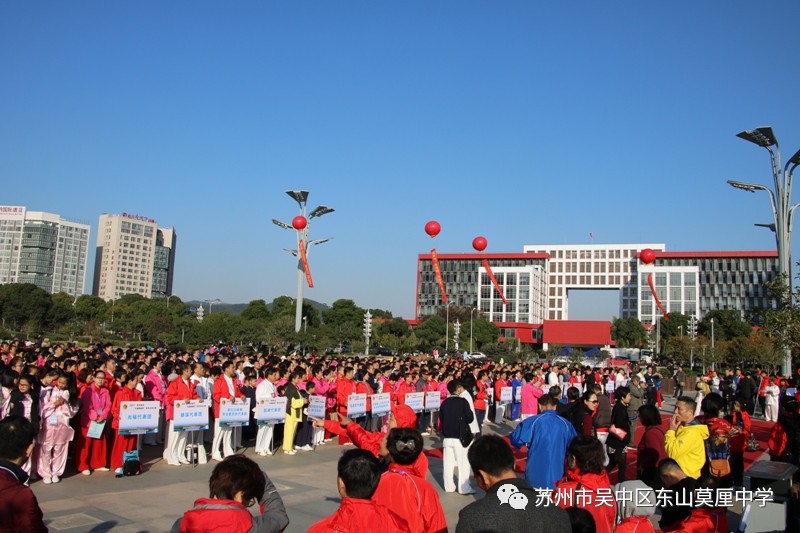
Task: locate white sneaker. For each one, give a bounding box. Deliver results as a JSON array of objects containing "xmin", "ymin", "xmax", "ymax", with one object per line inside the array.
[
  {"xmin": 51, "ymin": 476, "xmax": 60, "ymax": 483},
  {"xmin": 96, "ymin": 467, "xmax": 110, "ymax": 472},
  {"xmin": 43, "ymin": 477, "xmax": 52, "ymax": 484},
  {"xmin": 114, "ymin": 468, "xmax": 123, "ymax": 475},
  {"xmin": 211, "ymin": 455, "xmax": 224, "ymax": 462},
  {"xmin": 81, "ymin": 469, "xmax": 91, "ymax": 476},
  {"xmin": 300, "ymin": 445, "xmax": 313, "ymax": 451}
]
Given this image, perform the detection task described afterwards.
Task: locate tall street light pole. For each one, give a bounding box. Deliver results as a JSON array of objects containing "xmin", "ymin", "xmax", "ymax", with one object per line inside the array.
[
  {"xmin": 728, "ymin": 126, "xmax": 800, "ymax": 376},
  {"xmin": 445, "ymin": 303, "xmax": 451, "ymax": 352},
  {"xmin": 273, "ymin": 190, "xmax": 334, "ymax": 333},
  {"xmin": 470, "ymin": 307, "xmax": 477, "ymax": 353},
  {"xmin": 710, "ymin": 317, "xmax": 715, "ymax": 371}
]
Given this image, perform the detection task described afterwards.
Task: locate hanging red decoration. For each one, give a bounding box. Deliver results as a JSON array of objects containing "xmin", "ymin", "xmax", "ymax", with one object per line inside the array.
[{"xmin": 639, "ymin": 248, "xmax": 656, "ymax": 264}]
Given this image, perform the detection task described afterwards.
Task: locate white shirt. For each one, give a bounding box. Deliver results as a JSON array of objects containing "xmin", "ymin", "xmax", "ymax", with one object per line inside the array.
[
  {"xmin": 459, "ymin": 390, "xmax": 480, "ymax": 434},
  {"xmin": 256, "ymin": 379, "xmax": 276, "ymax": 401}
]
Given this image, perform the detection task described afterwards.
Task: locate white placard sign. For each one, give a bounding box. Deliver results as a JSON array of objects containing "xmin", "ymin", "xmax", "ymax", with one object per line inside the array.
[
  {"xmin": 308, "ymin": 395, "xmax": 326, "ymax": 419},
  {"xmin": 500, "ymin": 387, "xmax": 513, "ymax": 403},
  {"xmin": 118, "ymin": 401, "xmax": 160, "ymax": 435},
  {"xmin": 371, "ymin": 393, "xmax": 391, "ymax": 416},
  {"xmin": 404, "ymin": 392, "xmax": 425, "ymax": 412},
  {"xmin": 255, "ymin": 397, "xmax": 287, "ymax": 425},
  {"xmin": 173, "ymin": 400, "xmax": 210, "ymax": 430},
  {"xmin": 347, "ymin": 393, "xmax": 367, "ymax": 418},
  {"xmin": 514, "ymin": 386, "xmax": 522, "ymax": 402},
  {"xmin": 488, "ymin": 387, "xmax": 494, "ymax": 401},
  {"xmin": 219, "ymin": 398, "xmax": 251, "ymax": 427},
  {"xmin": 425, "ymin": 391, "xmax": 441, "ymax": 411}
]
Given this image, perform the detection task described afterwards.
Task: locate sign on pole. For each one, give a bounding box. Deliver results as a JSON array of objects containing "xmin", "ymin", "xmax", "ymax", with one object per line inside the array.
[
  {"xmin": 500, "ymin": 386, "xmax": 513, "ymax": 403},
  {"xmin": 425, "ymin": 391, "xmax": 441, "ymax": 412},
  {"xmin": 255, "ymin": 397, "xmax": 287, "ymax": 425},
  {"xmin": 308, "ymin": 395, "xmax": 326, "ymax": 419},
  {"xmin": 371, "ymin": 393, "xmax": 391, "ymax": 416},
  {"xmin": 404, "ymin": 392, "xmax": 425, "ymax": 413},
  {"xmin": 514, "ymin": 386, "xmax": 522, "ymax": 402},
  {"xmin": 118, "ymin": 401, "xmax": 160, "ymax": 435},
  {"xmin": 219, "ymin": 398, "xmax": 251, "ymax": 428},
  {"xmin": 173, "ymin": 400, "xmax": 210, "ymax": 431},
  {"xmin": 347, "ymin": 393, "xmax": 367, "ymax": 418}
]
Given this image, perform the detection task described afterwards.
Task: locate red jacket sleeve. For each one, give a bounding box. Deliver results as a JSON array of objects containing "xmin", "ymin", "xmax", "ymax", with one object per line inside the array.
[
  {"xmin": 346, "ymin": 424, "xmax": 382, "ymax": 456},
  {"xmin": 323, "ymin": 419, "xmax": 347, "ymax": 437}
]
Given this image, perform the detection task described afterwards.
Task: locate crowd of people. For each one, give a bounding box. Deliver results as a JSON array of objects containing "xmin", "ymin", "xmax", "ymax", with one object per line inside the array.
[{"xmin": 1, "ymin": 337, "xmax": 799, "ymax": 532}]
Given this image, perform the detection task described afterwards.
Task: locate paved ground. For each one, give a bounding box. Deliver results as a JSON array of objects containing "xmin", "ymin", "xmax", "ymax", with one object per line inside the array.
[{"xmin": 33, "ymin": 394, "xmax": 768, "ymax": 532}]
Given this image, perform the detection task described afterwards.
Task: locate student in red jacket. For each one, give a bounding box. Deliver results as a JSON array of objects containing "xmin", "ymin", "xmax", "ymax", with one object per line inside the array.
[
  {"xmin": 614, "ymin": 480, "xmax": 656, "ymax": 533},
  {"xmin": 553, "ymin": 436, "xmax": 616, "ymax": 533},
  {"xmin": 211, "ymin": 361, "xmax": 244, "ymax": 461},
  {"xmin": 165, "ymin": 363, "xmax": 198, "ymax": 466},
  {"xmin": 317, "ymin": 404, "xmax": 428, "ymax": 478},
  {"xmin": 173, "ymin": 455, "xmax": 289, "ymax": 533},
  {"xmin": 110, "ymin": 370, "xmax": 143, "ymax": 474},
  {"xmin": 335, "ymin": 367, "xmax": 357, "ymax": 445},
  {"xmin": 665, "ymin": 475, "xmax": 729, "ymax": 533},
  {"xmin": 308, "ymin": 449, "xmax": 410, "ymax": 532},
  {"xmin": 726, "ymin": 399, "xmax": 752, "ymax": 487},
  {"xmin": 0, "ymin": 416, "xmax": 47, "ymax": 533},
  {"xmin": 473, "ymin": 372, "xmax": 489, "ymax": 432},
  {"xmin": 372, "ymin": 427, "xmax": 447, "ymax": 533}
]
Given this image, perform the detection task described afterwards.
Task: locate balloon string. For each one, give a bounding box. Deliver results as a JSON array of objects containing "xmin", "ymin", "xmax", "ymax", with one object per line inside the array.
[
  {"xmin": 482, "ymin": 258, "xmax": 507, "ymax": 305},
  {"xmin": 431, "ymin": 248, "xmax": 447, "ymax": 303},
  {"xmin": 299, "ymin": 239, "xmax": 314, "ymax": 288},
  {"xmin": 647, "ymin": 273, "xmax": 667, "ymax": 320}
]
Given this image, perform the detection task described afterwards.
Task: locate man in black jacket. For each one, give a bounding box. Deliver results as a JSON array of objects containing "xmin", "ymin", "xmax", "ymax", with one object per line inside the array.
[
  {"xmin": 440, "ymin": 380, "xmax": 475, "ymax": 495},
  {"xmin": 456, "ymin": 435, "xmax": 571, "ymax": 533}
]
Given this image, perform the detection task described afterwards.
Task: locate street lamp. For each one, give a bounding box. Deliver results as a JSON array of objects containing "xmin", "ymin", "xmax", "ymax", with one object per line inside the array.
[
  {"xmin": 445, "ymin": 302, "xmax": 451, "ymax": 352},
  {"xmin": 273, "ymin": 190, "xmax": 334, "ymax": 333},
  {"xmin": 166, "ymin": 295, "xmax": 176, "ymax": 308},
  {"xmin": 710, "ymin": 317, "xmax": 715, "ymax": 371},
  {"xmin": 470, "ymin": 308, "xmax": 477, "ymax": 353},
  {"xmin": 728, "ymin": 126, "xmax": 800, "ymax": 375},
  {"xmin": 205, "ymin": 299, "xmax": 221, "ymax": 314}
]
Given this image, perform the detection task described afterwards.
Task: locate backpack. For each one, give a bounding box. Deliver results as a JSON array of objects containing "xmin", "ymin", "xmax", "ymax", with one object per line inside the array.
[
  {"xmin": 122, "ymin": 450, "xmax": 142, "ymax": 476},
  {"xmin": 706, "ymin": 420, "xmax": 731, "ymax": 477}
]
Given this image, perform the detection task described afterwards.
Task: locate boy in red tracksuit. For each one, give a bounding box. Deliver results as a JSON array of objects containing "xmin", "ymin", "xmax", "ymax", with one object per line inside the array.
[
  {"xmin": 309, "ymin": 449, "xmax": 410, "ymax": 533},
  {"xmin": 373, "ymin": 428, "xmax": 447, "ymax": 533},
  {"xmin": 320, "ymin": 404, "xmax": 428, "ymax": 478}
]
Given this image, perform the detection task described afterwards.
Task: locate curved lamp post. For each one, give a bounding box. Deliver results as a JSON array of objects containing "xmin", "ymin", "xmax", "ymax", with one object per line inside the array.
[{"xmin": 728, "ymin": 126, "xmax": 800, "ymax": 375}]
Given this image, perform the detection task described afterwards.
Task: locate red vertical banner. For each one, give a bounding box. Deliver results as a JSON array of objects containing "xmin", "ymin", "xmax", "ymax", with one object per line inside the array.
[
  {"xmin": 647, "ymin": 273, "xmax": 667, "ymax": 320},
  {"xmin": 482, "ymin": 258, "xmax": 507, "ymax": 305},
  {"xmin": 430, "ymin": 248, "xmax": 447, "ymax": 303},
  {"xmin": 299, "ymin": 239, "xmax": 314, "ymax": 288}
]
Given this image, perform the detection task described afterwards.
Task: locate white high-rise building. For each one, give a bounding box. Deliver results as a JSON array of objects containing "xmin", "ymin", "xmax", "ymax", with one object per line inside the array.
[
  {"xmin": 0, "ymin": 206, "xmax": 90, "ymax": 297},
  {"xmin": 92, "ymin": 212, "xmax": 176, "ymax": 301}
]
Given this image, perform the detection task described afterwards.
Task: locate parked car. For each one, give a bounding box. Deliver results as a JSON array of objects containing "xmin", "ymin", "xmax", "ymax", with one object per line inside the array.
[
  {"xmin": 467, "ymin": 352, "xmax": 487, "ymax": 360},
  {"xmin": 374, "ymin": 346, "xmax": 394, "ymax": 356}
]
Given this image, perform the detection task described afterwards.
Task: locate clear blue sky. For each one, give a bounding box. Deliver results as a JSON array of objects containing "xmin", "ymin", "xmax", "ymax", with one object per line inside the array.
[{"xmin": 2, "ymin": 2, "xmax": 800, "ymax": 320}]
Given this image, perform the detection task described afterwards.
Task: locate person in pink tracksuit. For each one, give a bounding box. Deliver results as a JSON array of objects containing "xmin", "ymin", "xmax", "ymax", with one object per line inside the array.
[
  {"xmin": 37, "ymin": 373, "xmax": 79, "ymax": 483},
  {"xmin": 76, "ymin": 370, "xmax": 112, "ymax": 475},
  {"xmin": 143, "ymin": 358, "xmax": 166, "ymax": 446}
]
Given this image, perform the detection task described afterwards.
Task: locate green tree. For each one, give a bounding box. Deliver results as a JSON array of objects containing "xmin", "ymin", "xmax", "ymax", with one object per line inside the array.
[
  {"xmin": 322, "ymin": 299, "xmax": 365, "ymax": 342},
  {"xmin": 47, "ymin": 292, "xmax": 76, "ymax": 330},
  {"xmin": 378, "ymin": 317, "xmax": 410, "ymax": 338},
  {"xmin": 270, "ymin": 296, "xmax": 296, "ymax": 319},
  {"xmin": 241, "ymin": 300, "xmax": 270, "ymax": 321},
  {"xmin": 470, "ymin": 318, "xmax": 500, "ymax": 350},
  {"xmin": 74, "ymin": 294, "xmax": 108, "ymax": 322},
  {"xmin": 698, "ymin": 310, "xmax": 752, "ymax": 341},
  {"xmin": 611, "ymin": 317, "xmax": 647, "ymax": 348},
  {"xmin": 0, "ymin": 283, "xmax": 52, "ymax": 330},
  {"xmin": 413, "ymin": 316, "xmax": 446, "ymax": 350}
]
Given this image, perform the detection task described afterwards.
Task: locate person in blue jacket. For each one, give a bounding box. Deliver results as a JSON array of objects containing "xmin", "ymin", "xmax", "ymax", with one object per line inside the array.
[
  {"xmin": 509, "ymin": 371, "xmax": 523, "ymax": 421},
  {"xmin": 510, "ymin": 393, "xmax": 577, "ymax": 490}
]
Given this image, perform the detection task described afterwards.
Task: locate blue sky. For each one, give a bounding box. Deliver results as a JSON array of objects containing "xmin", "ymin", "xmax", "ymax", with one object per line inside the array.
[{"xmin": 2, "ymin": 2, "xmax": 800, "ymax": 320}]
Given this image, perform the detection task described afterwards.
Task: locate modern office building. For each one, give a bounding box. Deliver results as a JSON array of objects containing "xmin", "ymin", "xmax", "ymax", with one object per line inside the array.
[
  {"xmin": 0, "ymin": 206, "xmax": 90, "ymax": 297},
  {"xmin": 92, "ymin": 213, "xmax": 176, "ymax": 301},
  {"xmin": 415, "ymin": 244, "xmax": 779, "ymax": 346}
]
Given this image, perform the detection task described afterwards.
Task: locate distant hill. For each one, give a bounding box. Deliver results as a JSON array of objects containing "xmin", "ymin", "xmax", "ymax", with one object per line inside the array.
[{"xmin": 185, "ymin": 299, "xmax": 330, "ymax": 316}]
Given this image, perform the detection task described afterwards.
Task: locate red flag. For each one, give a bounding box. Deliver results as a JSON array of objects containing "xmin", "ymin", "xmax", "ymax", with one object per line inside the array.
[
  {"xmin": 299, "ymin": 239, "xmax": 314, "ymax": 288},
  {"xmin": 431, "ymin": 248, "xmax": 447, "ymax": 303},
  {"xmin": 482, "ymin": 258, "xmax": 507, "ymax": 305}
]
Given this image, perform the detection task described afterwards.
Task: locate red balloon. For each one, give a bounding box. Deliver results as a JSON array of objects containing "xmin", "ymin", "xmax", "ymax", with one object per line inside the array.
[
  {"xmin": 472, "ymin": 236, "xmax": 488, "ymax": 252},
  {"xmin": 640, "ymin": 248, "xmax": 656, "ymax": 264},
  {"xmin": 425, "ymin": 220, "xmax": 441, "ymax": 238},
  {"xmin": 292, "ymin": 215, "xmax": 308, "ymax": 231}
]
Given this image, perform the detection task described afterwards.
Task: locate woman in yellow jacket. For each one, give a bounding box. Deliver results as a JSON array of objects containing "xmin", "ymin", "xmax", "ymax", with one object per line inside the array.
[
  {"xmin": 665, "ymin": 396, "xmax": 709, "ymax": 479},
  {"xmin": 282, "ymin": 371, "xmax": 307, "ymax": 455}
]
